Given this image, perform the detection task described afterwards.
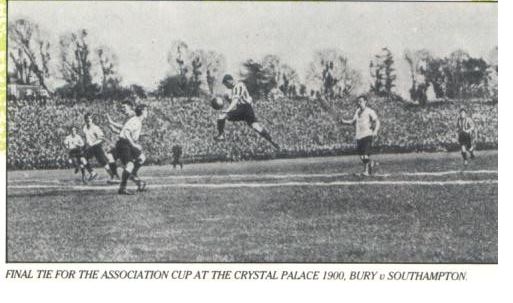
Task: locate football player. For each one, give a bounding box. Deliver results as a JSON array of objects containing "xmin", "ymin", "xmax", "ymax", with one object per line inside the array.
[
  {"xmin": 340, "ymin": 96, "xmax": 380, "ymax": 176},
  {"xmin": 116, "ymin": 104, "xmax": 148, "ymax": 195},
  {"xmin": 457, "ymin": 108, "xmax": 476, "ymax": 166},
  {"xmin": 82, "ymin": 113, "xmax": 117, "ymax": 181},
  {"xmin": 215, "ymin": 74, "xmax": 280, "ymax": 150},
  {"xmin": 64, "ymin": 126, "xmax": 87, "ymax": 183}
]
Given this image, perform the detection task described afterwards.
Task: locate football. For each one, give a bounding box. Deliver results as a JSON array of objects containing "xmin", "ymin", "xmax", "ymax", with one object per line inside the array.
[{"xmin": 211, "ymin": 96, "xmax": 224, "ymax": 110}]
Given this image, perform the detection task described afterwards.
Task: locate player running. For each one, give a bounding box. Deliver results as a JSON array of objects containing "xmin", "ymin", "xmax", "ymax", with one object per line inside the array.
[
  {"xmin": 214, "ymin": 74, "xmax": 280, "ymax": 150},
  {"xmin": 64, "ymin": 126, "xmax": 87, "ymax": 183},
  {"xmin": 457, "ymin": 108, "xmax": 476, "ymax": 166},
  {"xmin": 340, "ymin": 96, "xmax": 381, "ymax": 176},
  {"xmin": 82, "ymin": 113, "xmax": 117, "ymax": 181},
  {"xmin": 116, "ymin": 104, "xmax": 148, "ymax": 195}
]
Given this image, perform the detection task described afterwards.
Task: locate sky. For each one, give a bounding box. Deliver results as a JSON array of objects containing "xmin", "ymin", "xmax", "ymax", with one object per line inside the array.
[{"xmin": 8, "ymin": 1, "xmax": 497, "ymax": 97}]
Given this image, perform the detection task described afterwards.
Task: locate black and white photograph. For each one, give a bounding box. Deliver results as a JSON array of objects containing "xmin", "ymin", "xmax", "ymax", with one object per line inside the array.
[{"xmin": 6, "ymin": 1, "xmax": 498, "ymax": 263}]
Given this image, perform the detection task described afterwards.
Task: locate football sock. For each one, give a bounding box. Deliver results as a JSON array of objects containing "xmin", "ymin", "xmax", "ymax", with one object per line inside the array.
[
  {"xmin": 120, "ymin": 170, "xmax": 129, "ymax": 189},
  {"xmin": 259, "ymin": 129, "xmax": 274, "ymax": 144},
  {"xmin": 85, "ymin": 163, "xmax": 93, "ymax": 173},
  {"xmin": 461, "ymin": 151, "xmax": 468, "ymax": 160},
  {"xmin": 109, "ymin": 162, "xmax": 119, "ymax": 178},
  {"xmin": 217, "ymin": 119, "xmax": 225, "ymax": 135},
  {"xmin": 131, "ymin": 163, "xmax": 141, "ymax": 182}
]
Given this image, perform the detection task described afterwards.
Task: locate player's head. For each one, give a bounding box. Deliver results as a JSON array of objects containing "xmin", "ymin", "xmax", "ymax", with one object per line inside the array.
[
  {"xmin": 459, "ymin": 108, "xmax": 467, "ymax": 118},
  {"xmin": 357, "ymin": 95, "xmax": 368, "ymax": 109},
  {"xmin": 222, "ymin": 74, "xmax": 235, "ymax": 89},
  {"xmin": 84, "ymin": 113, "xmax": 93, "ymax": 126},
  {"xmin": 70, "ymin": 126, "xmax": 77, "ymax": 135},
  {"xmin": 135, "ymin": 104, "xmax": 148, "ymax": 118},
  {"xmin": 120, "ymin": 100, "xmax": 135, "ymax": 116}
]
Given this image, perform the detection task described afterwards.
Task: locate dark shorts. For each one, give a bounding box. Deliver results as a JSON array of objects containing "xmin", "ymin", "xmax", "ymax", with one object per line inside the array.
[
  {"xmin": 458, "ymin": 132, "xmax": 472, "ymax": 149},
  {"xmin": 84, "ymin": 144, "xmax": 108, "ymax": 166},
  {"xmin": 68, "ymin": 147, "xmax": 83, "ymax": 160},
  {"xmin": 356, "ymin": 136, "xmax": 373, "ymax": 156},
  {"xmin": 113, "ymin": 138, "xmax": 142, "ymax": 165},
  {"xmin": 226, "ymin": 103, "xmax": 258, "ymax": 125}
]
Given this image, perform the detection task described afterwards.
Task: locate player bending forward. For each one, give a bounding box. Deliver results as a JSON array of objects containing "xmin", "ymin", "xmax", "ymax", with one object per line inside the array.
[
  {"xmin": 457, "ymin": 108, "xmax": 476, "ymax": 166},
  {"xmin": 115, "ymin": 104, "xmax": 148, "ymax": 195},
  {"xmin": 64, "ymin": 126, "xmax": 87, "ymax": 183},
  {"xmin": 214, "ymin": 74, "xmax": 280, "ymax": 150},
  {"xmin": 340, "ymin": 96, "xmax": 381, "ymax": 176}
]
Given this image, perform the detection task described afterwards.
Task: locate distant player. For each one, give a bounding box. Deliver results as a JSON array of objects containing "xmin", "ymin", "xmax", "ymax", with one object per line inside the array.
[
  {"xmin": 340, "ymin": 96, "xmax": 381, "ymax": 176},
  {"xmin": 116, "ymin": 104, "xmax": 148, "ymax": 195},
  {"xmin": 214, "ymin": 74, "xmax": 280, "ymax": 150},
  {"xmin": 82, "ymin": 113, "xmax": 116, "ymax": 181},
  {"xmin": 172, "ymin": 144, "xmax": 183, "ymax": 169},
  {"xmin": 457, "ymin": 108, "xmax": 476, "ymax": 166},
  {"xmin": 64, "ymin": 126, "xmax": 87, "ymax": 183}
]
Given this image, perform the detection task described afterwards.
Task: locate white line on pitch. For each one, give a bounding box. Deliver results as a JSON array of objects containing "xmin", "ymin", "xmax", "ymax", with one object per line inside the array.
[
  {"xmin": 7, "ymin": 179, "xmax": 498, "ymax": 191},
  {"xmin": 7, "ymin": 169, "xmax": 498, "ymax": 183}
]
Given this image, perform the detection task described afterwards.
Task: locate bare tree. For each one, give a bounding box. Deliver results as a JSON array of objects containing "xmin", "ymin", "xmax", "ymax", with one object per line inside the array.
[
  {"xmin": 96, "ymin": 46, "xmax": 121, "ymax": 94},
  {"xmin": 306, "ymin": 49, "xmax": 361, "ymax": 101},
  {"xmin": 58, "ymin": 29, "xmax": 97, "ymax": 99},
  {"xmin": 8, "ymin": 18, "xmax": 52, "ymax": 93}
]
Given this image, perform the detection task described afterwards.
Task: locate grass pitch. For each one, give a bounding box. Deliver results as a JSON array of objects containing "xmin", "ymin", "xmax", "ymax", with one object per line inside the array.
[{"xmin": 7, "ymin": 151, "xmax": 497, "ymax": 263}]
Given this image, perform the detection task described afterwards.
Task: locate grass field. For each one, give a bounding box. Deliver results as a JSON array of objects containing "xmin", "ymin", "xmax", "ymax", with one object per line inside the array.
[{"xmin": 7, "ymin": 151, "xmax": 497, "ymax": 263}]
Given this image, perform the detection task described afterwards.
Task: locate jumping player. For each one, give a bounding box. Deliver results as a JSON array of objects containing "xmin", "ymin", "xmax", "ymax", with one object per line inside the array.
[
  {"xmin": 457, "ymin": 108, "xmax": 476, "ymax": 166},
  {"xmin": 64, "ymin": 126, "xmax": 87, "ymax": 183},
  {"xmin": 82, "ymin": 113, "xmax": 116, "ymax": 181},
  {"xmin": 116, "ymin": 104, "xmax": 148, "ymax": 195},
  {"xmin": 215, "ymin": 74, "xmax": 280, "ymax": 150},
  {"xmin": 340, "ymin": 96, "xmax": 380, "ymax": 176}
]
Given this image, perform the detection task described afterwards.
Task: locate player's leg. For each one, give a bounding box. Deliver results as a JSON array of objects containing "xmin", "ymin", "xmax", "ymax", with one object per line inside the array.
[
  {"xmin": 95, "ymin": 145, "xmax": 116, "ymax": 179},
  {"xmin": 106, "ymin": 151, "xmax": 120, "ymax": 180},
  {"xmin": 118, "ymin": 141, "xmax": 135, "ymax": 195},
  {"xmin": 250, "ymin": 122, "xmax": 280, "ymax": 150},
  {"xmin": 215, "ymin": 112, "xmax": 228, "ymax": 140},
  {"xmin": 357, "ymin": 138, "xmax": 371, "ymax": 176},
  {"xmin": 461, "ymin": 144, "xmax": 468, "ymax": 166},
  {"xmin": 468, "ymin": 139, "xmax": 476, "ymax": 159},
  {"xmin": 83, "ymin": 147, "xmax": 98, "ymax": 181},
  {"xmin": 79, "ymin": 156, "xmax": 87, "ymax": 183},
  {"xmin": 245, "ymin": 105, "xmax": 279, "ymax": 149}
]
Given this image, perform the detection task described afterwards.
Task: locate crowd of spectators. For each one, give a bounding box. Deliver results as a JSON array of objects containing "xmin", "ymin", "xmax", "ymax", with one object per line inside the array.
[{"xmin": 7, "ymin": 96, "xmax": 498, "ymax": 170}]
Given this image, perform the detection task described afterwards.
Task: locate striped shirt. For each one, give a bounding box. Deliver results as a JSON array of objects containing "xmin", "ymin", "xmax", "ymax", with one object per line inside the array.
[
  {"xmin": 64, "ymin": 134, "xmax": 84, "ymax": 150},
  {"xmin": 230, "ymin": 81, "xmax": 252, "ymax": 105},
  {"xmin": 83, "ymin": 124, "xmax": 104, "ymax": 146},
  {"xmin": 457, "ymin": 117, "xmax": 475, "ymax": 134}
]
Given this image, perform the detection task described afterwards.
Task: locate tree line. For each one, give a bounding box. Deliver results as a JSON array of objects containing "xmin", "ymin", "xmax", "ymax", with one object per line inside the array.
[{"xmin": 8, "ymin": 18, "xmax": 498, "ymax": 104}]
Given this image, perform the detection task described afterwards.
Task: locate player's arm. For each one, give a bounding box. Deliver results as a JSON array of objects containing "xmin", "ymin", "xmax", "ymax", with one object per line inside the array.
[
  {"xmin": 107, "ymin": 114, "xmax": 123, "ymax": 133},
  {"xmin": 224, "ymin": 97, "xmax": 238, "ymax": 113},
  {"xmin": 120, "ymin": 128, "xmax": 142, "ymax": 151},
  {"xmin": 371, "ymin": 111, "xmax": 380, "ymax": 136}
]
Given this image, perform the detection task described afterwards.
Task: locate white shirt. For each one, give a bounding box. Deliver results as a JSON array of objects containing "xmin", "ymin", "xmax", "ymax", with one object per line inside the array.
[
  {"xmin": 64, "ymin": 134, "xmax": 84, "ymax": 150},
  {"xmin": 353, "ymin": 107, "xmax": 378, "ymax": 140},
  {"xmin": 231, "ymin": 81, "xmax": 252, "ymax": 105},
  {"xmin": 119, "ymin": 116, "xmax": 143, "ymax": 142},
  {"xmin": 83, "ymin": 124, "xmax": 104, "ymax": 146}
]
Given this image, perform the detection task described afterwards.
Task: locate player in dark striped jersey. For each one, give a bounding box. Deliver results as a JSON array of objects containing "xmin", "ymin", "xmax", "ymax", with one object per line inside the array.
[
  {"xmin": 215, "ymin": 74, "xmax": 280, "ymax": 150},
  {"xmin": 457, "ymin": 108, "xmax": 476, "ymax": 166}
]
